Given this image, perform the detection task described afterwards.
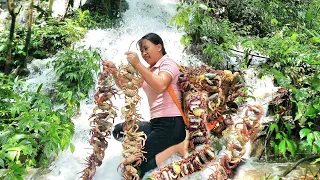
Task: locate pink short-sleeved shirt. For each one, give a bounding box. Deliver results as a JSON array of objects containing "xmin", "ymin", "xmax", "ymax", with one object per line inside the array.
[{"xmin": 142, "ymin": 54, "xmax": 182, "ymax": 119}]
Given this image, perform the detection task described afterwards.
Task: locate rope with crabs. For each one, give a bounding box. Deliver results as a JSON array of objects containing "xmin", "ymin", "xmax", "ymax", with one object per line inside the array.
[
  {"xmin": 150, "ymin": 65, "xmax": 263, "ymax": 179},
  {"xmin": 117, "ymin": 63, "xmax": 147, "ymax": 180},
  {"xmin": 81, "ymin": 60, "xmax": 119, "ymax": 180}
]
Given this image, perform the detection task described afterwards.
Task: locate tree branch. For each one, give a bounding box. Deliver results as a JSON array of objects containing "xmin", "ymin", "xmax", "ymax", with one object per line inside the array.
[{"xmin": 281, "ymin": 155, "xmax": 320, "ymax": 177}]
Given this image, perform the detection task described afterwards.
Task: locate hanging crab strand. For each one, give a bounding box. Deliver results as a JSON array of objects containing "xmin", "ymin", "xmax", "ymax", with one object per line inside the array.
[
  {"xmin": 184, "ymin": 91, "xmax": 210, "ymax": 149},
  {"xmin": 81, "ymin": 60, "xmax": 119, "ymax": 180},
  {"xmin": 208, "ymin": 105, "xmax": 263, "ymax": 179},
  {"xmin": 151, "ymin": 65, "xmax": 261, "ymax": 180},
  {"xmin": 150, "ymin": 145, "xmax": 216, "ymax": 180},
  {"xmin": 118, "ymin": 62, "xmax": 146, "ymax": 180}
]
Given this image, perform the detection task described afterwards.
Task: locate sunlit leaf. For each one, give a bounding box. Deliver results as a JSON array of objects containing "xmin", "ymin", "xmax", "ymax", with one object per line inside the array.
[
  {"xmin": 291, "ymin": 33, "xmax": 297, "ymax": 41},
  {"xmin": 311, "ymin": 157, "xmax": 320, "ymax": 165},
  {"xmin": 279, "ymin": 140, "xmax": 286, "ymax": 156},
  {"xmin": 271, "ymin": 18, "xmax": 278, "ymax": 25},
  {"xmin": 269, "ymin": 123, "xmax": 278, "ymax": 133},
  {"xmin": 286, "ymin": 139, "xmax": 295, "ymax": 157},
  {"xmin": 300, "ymin": 128, "xmax": 311, "ymax": 139},
  {"xmin": 6, "ymin": 151, "xmax": 17, "ymax": 161},
  {"xmin": 307, "ymin": 133, "xmax": 315, "ymax": 146},
  {"xmin": 284, "ymin": 123, "xmax": 292, "ymax": 136},
  {"xmin": 313, "ymin": 131, "xmax": 320, "ymax": 147},
  {"xmin": 310, "ymin": 37, "xmax": 320, "ymax": 44},
  {"xmin": 8, "ymin": 134, "xmax": 27, "ymax": 144},
  {"xmin": 0, "ymin": 158, "xmax": 4, "ymax": 168},
  {"xmin": 276, "ymin": 132, "xmax": 283, "ymax": 140}
]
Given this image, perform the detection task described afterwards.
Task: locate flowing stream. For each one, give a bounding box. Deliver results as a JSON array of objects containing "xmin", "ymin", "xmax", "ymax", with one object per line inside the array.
[{"xmin": 24, "ymin": 0, "xmax": 319, "ymax": 179}]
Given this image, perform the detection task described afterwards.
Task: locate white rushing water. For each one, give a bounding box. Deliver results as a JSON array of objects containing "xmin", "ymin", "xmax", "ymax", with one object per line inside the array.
[{"xmin": 25, "ymin": 0, "xmax": 281, "ymax": 180}]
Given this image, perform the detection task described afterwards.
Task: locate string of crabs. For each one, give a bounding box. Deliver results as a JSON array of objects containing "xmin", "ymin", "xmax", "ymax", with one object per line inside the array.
[
  {"xmin": 117, "ymin": 62, "xmax": 147, "ymax": 180},
  {"xmin": 150, "ymin": 65, "xmax": 263, "ymax": 180},
  {"xmin": 81, "ymin": 59, "xmax": 264, "ymax": 180},
  {"xmin": 81, "ymin": 60, "xmax": 119, "ymax": 180}
]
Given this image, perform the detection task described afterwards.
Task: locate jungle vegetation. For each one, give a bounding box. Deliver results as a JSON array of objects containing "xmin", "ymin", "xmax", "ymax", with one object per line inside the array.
[{"xmin": 0, "ymin": 0, "xmax": 126, "ymax": 179}]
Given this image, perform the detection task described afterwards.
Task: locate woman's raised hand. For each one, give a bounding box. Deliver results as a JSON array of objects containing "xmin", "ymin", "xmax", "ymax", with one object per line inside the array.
[{"xmin": 124, "ymin": 51, "xmax": 140, "ymax": 67}]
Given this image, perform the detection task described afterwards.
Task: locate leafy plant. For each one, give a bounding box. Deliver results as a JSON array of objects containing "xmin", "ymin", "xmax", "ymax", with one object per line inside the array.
[
  {"xmin": 170, "ymin": 2, "xmax": 238, "ymax": 67},
  {"xmin": 70, "ymin": 9, "xmax": 112, "ymax": 29},
  {"xmin": 51, "ymin": 46, "xmax": 100, "ymax": 112},
  {"xmin": 0, "ymin": 17, "xmax": 86, "ymax": 72},
  {"xmin": 299, "ymin": 128, "xmax": 320, "ymax": 153},
  {"xmin": 269, "ymin": 122, "xmax": 298, "ymax": 158},
  {"xmin": 31, "ymin": 17, "xmax": 86, "ymax": 58},
  {"xmin": 0, "ymin": 75, "xmax": 75, "ymax": 179}
]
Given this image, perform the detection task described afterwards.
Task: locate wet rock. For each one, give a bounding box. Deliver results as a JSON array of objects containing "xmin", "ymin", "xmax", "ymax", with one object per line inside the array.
[
  {"xmin": 250, "ymin": 137, "xmax": 265, "ymax": 158},
  {"xmin": 0, "ymin": 0, "xmax": 6, "ymax": 9}
]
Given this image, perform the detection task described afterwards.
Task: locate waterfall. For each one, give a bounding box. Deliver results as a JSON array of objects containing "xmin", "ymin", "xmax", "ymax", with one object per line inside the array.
[{"xmin": 26, "ymin": 0, "xmax": 279, "ymax": 179}]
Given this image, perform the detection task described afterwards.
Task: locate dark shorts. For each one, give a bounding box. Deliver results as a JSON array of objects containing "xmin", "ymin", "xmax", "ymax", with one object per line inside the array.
[{"xmin": 112, "ymin": 116, "xmax": 186, "ymax": 176}]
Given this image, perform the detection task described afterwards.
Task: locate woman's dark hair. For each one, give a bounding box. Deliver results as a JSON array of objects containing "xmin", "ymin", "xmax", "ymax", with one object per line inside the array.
[{"xmin": 137, "ymin": 33, "xmax": 167, "ymax": 55}]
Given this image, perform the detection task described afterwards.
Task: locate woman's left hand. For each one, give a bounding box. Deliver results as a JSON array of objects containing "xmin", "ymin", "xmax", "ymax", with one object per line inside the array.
[{"xmin": 125, "ymin": 51, "xmax": 140, "ymax": 67}]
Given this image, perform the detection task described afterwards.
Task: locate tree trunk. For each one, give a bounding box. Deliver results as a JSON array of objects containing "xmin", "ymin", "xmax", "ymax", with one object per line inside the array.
[
  {"xmin": 16, "ymin": 0, "xmax": 33, "ymax": 76},
  {"xmin": 5, "ymin": 0, "xmax": 21, "ymax": 75},
  {"xmin": 64, "ymin": 0, "xmax": 73, "ymax": 18},
  {"xmin": 23, "ymin": 0, "xmax": 34, "ymax": 67},
  {"xmin": 48, "ymin": 0, "xmax": 53, "ymax": 16}
]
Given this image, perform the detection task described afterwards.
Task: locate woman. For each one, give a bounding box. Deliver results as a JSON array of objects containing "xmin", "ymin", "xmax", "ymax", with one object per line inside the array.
[{"xmin": 105, "ymin": 33, "xmax": 188, "ymax": 177}]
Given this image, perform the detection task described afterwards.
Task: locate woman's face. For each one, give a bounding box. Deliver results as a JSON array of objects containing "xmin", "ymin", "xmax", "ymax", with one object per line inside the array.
[{"xmin": 139, "ymin": 39, "xmax": 163, "ymax": 66}]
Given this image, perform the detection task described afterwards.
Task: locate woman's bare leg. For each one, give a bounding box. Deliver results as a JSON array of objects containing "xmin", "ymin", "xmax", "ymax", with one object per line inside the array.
[
  {"xmin": 155, "ymin": 139, "xmax": 189, "ymax": 166},
  {"xmin": 177, "ymin": 138, "xmax": 189, "ymax": 158},
  {"xmin": 155, "ymin": 145, "xmax": 177, "ymax": 166}
]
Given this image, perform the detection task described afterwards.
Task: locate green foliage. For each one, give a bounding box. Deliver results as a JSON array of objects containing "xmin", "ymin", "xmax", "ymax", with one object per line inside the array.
[
  {"xmin": 0, "ymin": 18, "xmax": 86, "ymax": 72},
  {"xmin": 249, "ymin": 30, "xmax": 319, "ymax": 156},
  {"xmin": 0, "ymin": 28, "xmax": 28, "ymax": 70},
  {"xmin": 242, "ymin": 30, "xmax": 320, "ymax": 127},
  {"xmin": 51, "ymin": 46, "xmax": 100, "ymax": 112},
  {"xmin": 70, "ymin": 9, "xmax": 112, "ymax": 29},
  {"xmin": 207, "ymin": 0, "xmax": 315, "ymax": 36},
  {"xmin": 269, "ymin": 122, "xmax": 298, "ymax": 158},
  {"xmin": 299, "ymin": 128, "xmax": 320, "ymax": 153},
  {"xmin": 31, "ymin": 18, "xmax": 86, "ymax": 58},
  {"xmin": 0, "ymin": 74, "xmax": 75, "ymax": 179},
  {"xmin": 170, "ymin": 2, "xmax": 238, "ymax": 67}
]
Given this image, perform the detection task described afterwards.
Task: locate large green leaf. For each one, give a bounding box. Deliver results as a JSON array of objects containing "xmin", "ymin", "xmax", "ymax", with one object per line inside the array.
[
  {"xmin": 284, "ymin": 123, "xmax": 292, "ymax": 136},
  {"xmin": 307, "ymin": 133, "xmax": 315, "ymax": 146},
  {"xmin": 270, "ymin": 69, "xmax": 292, "ymax": 87},
  {"xmin": 314, "ymin": 131, "xmax": 320, "ymax": 147},
  {"xmin": 0, "ymin": 158, "xmax": 4, "ymax": 168},
  {"xmin": 279, "ymin": 139, "xmax": 287, "ymax": 157},
  {"xmin": 299, "ymin": 128, "xmax": 311, "ymax": 139},
  {"xmin": 286, "ymin": 139, "xmax": 296, "ymax": 157},
  {"xmin": 269, "ymin": 123, "xmax": 279, "ymax": 133},
  {"xmin": 8, "ymin": 134, "xmax": 27, "ymax": 144}
]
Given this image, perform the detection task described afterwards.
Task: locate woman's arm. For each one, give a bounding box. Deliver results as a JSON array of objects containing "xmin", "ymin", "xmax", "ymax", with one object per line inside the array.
[
  {"xmin": 125, "ymin": 51, "xmax": 173, "ymax": 93},
  {"xmin": 134, "ymin": 63, "xmax": 171, "ymax": 93}
]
